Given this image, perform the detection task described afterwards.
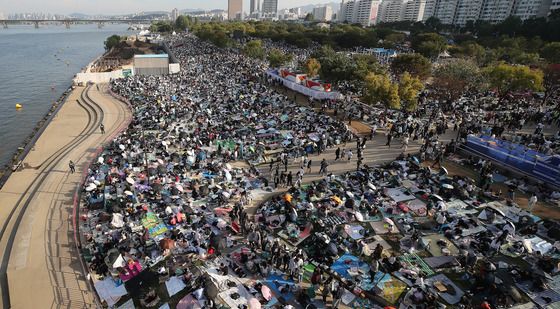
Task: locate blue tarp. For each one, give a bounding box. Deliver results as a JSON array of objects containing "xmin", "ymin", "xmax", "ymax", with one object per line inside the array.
[
  {"xmin": 465, "ymin": 135, "xmax": 560, "ymax": 186},
  {"xmin": 331, "ymin": 254, "xmax": 370, "ymax": 280},
  {"xmin": 262, "ymin": 274, "xmax": 296, "ymax": 302}
]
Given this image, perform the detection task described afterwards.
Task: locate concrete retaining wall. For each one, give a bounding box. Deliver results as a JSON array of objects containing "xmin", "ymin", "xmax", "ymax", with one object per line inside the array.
[{"xmin": 74, "ymin": 70, "xmax": 125, "ymax": 84}]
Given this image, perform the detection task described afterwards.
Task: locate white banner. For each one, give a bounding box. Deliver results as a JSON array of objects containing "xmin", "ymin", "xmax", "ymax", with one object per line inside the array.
[{"xmin": 266, "ymin": 70, "xmax": 343, "ymax": 100}]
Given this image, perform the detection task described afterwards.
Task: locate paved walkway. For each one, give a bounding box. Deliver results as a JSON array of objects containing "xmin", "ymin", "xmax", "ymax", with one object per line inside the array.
[{"xmin": 0, "ymin": 84, "xmax": 131, "ymax": 309}]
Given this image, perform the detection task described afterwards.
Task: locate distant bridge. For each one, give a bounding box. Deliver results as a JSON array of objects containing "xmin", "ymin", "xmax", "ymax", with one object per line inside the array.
[{"xmin": 0, "ymin": 19, "xmax": 154, "ymax": 29}]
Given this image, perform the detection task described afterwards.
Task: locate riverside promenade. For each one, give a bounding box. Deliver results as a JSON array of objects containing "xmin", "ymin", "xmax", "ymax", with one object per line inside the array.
[{"xmin": 0, "ymin": 84, "xmax": 131, "ymax": 309}]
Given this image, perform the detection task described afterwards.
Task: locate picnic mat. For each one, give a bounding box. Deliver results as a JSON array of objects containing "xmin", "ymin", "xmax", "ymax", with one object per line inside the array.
[
  {"xmin": 516, "ymin": 280, "xmax": 560, "ymax": 307},
  {"xmin": 372, "ymin": 272, "xmax": 407, "ymax": 304},
  {"xmin": 425, "ymin": 274, "xmax": 465, "ymax": 305},
  {"xmin": 263, "ymin": 274, "xmax": 296, "ymax": 302},
  {"xmin": 421, "ymin": 234, "xmax": 459, "ymax": 257},
  {"xmin": 406, "ymin": 199, "xmax": 427, "ymax": 216},
  {"xmin": 165, "ymin": 276, "xmax": 187, "ymax": 297},
  {"xmin": 331, "ymin": 254, "xmax": 370, "ymax": 280},
  {"xmin": 370, "ymin": 221, "xmax": 399, "ymax": 235},
  {"xmin": 424, "ymin": 256, "xmax": 460, "ymax": 269},
  {"xmin": 399, "ymin": 253, "xmax": 435, "ymax": 276},
  {"xmin": 384, "ymin": 188, "xmax": 416, "ymax": 202},
  {"xmin": 344, "ymin": 224, "xmax": 365, "ymax": 240},
  {"xmin": 366, "ymin": 235, "xmax": 393, "ymax": 253}
]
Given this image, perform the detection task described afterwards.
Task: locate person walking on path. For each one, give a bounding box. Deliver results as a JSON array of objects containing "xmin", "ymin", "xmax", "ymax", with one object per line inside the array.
[
  {"xmin": 319, "ymin": 159, "xmax": 329, "ymax": 176},
  {"xmin": 306, "ymin": 159, "xmax": 312, "ymax": 173},
  {"xmin": 335, "ymin": 147, "xmax": 341, "ymax": 161},
  {"xmin": 528, "ymin": 194, "xmax": 538, "ymax": 212},
  {"xmin": 100, "ymin": 123, "xmax": 105, "ymax": 134},
  {"xmin": 69, "ymin": 160, "xmax": 75, "ymax": 174},
  {"xmin": 287, "ymin": 171, "xmax": 293, "ymax": 187},
  {"xmin": 357, "ymin": 157, "xmax": 363, "ymax": 171},
  {"xmin": 432, "ymin": 151, "xmax": 443, "ymax": 168},
  {"xmin": 386, "ymin": 133, "xmax": 393, "ymax": 148},
  {"xmin": 402, "ymin": 135, "xmax": 409, "ymax": 152}
]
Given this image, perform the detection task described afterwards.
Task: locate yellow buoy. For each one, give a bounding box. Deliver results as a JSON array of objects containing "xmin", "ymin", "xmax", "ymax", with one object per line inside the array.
[{"xmin": 15, "ymin": 103, "xmax": 23, "ymax": 109}]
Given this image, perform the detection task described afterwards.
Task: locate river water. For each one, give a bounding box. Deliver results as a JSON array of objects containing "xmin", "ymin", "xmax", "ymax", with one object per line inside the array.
[{"xmin": 0, "ymin": 24, "xmax": 133, "ymax": 169}]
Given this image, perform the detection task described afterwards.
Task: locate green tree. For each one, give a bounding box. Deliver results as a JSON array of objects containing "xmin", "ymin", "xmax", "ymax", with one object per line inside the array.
[
  {"xmin": 433, "ymin": 59, "xmax": 481, "ymax": 102},
  {"xmin": 175, "ymin": 15, "xmax": 191, "ymax": 31},
  {"xmin": 451, "ymin": 41, "xmax": 485, "ymax": 64},
  {"xmin": 353, "ymin": 54, "xmax": 384, "ymax": 80},
  {"xmin": 305, "ymin": 58, "xmax": 321, "ymax": 77},
  {"xmin": 398, "ymin": 72, "xmax": 424, "ymax": 111},
  {"xmin": 150, "ymin": 21, "xmax": 173, "ymax": 33},
  {"xmin": 382, "ymin": 32, "xmax": 406, "ymax": 49},
  {"xmin": 411, "ymin": 32, "xmax": 447, "ymax": 59},
  {"xmin": 483, "ymin": 63, "xmax": 544, "ymax": 102},
  {"xmin": 363, "ymin": 72, "xmax": 400, "ymax": 109},
  {"xmin": 390, "ymin": 53, "xmax": 432, "ymax": 80},
  {"xmin": 104, "ymin": 35, "xmax": 121, "ymax": 51},
  {"xmin": 313, "ymin": 46, "xmax": 355, "ymax": 81},
  {"xmin": 243, "ymin": 40, "xmax": 264, "ymax": 59},
  {"xmin": 424, "ymin": 17, "xmax": 442, "ymax": 32},
  {"xmin": 267, "ymin": 49, "xmax": 293, "ymax": 68},
  {"xmin": 541, "ymin": 42, "xmax": 560, "ymax": 64}
]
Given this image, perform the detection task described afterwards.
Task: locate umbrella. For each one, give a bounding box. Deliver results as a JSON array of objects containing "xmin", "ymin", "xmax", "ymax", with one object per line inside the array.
[
  {"xmin": 93, "ymin": 180, "xmax": 101, "ymax": 186},
  {"xmin": 367, "ymin": 183, "xmax": 377, "ymax": 191},
  {"xmin": 384, "ymin": 217, "xmax": 395, "ymax": 226},
  {"xmin": 442, "ymin": 184, "xmax": 454, "ymax": 189},
  {"xmin": 85, "ymin": 183, "xmax": 97, "ymax": 192},
  {"xmin": 124, "ymin": 190, "xmax": 133, "ymax": 196},
  {"xmin": 98, "ymin": 157, "xmax": 104, "ymax": 164},
  {"xmin": 431, "ymin": 194, "xmax": 444, "ymax": 201},
  {"xmin": 119, "ymin": 144, "xmax": 125, "ymax": 150},
  {"xmin": 248, "ymin": 297, "xmax": 261, "ymax": 309},
  {"xmin": 126, "ymin": 177, "xmax": 135, "ymax": 185},
  {"xmin": 439, "ymin": 167, "xmax": 449, "ymax": 175},
  {"xmin": 176, "ymin": 184, "xmax": 184, "ymax": 193},
  {"xmin": 355, "ymin": 211, "xmax": 364, "ymax": 222},
  {"xmin": 346, "ymin": 191, "xmax": 355, "ymax": 199},
  {"xmin": 261, "ymin": 286, "xmax": 272, "ymax": 301}
]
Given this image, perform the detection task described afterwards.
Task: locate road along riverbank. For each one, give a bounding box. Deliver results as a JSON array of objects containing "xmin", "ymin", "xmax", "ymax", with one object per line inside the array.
[{"xmin": 0, "ymin": 84, "xmax": 131, "ymax": 309}]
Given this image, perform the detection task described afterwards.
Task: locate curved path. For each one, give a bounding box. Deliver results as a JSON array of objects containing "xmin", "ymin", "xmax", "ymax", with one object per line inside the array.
[{"xmin": 0, "ymin": 84, "xmax": 131, "ymax": 309}]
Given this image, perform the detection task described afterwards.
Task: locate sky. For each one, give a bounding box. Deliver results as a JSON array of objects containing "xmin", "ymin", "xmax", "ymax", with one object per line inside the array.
[{"xmin": 0, "ymin": 0, "xmax": 331, "ymax": 15}]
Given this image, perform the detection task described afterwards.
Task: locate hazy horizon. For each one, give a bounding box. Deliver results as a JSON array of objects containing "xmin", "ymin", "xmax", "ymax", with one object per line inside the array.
[{"xmin": 1, "ymin": 0, "xmax": 334, "ymax": 15}]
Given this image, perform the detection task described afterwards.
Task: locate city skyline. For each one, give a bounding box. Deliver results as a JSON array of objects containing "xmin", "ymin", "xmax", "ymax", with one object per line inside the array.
[{"xmin": 0, "ymin": 0, "xmax": 332, "ymax": 15}]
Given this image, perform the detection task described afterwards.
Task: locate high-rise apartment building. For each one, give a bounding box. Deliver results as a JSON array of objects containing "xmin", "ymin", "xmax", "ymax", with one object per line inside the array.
[
  {"xmin": 378, "ymin": 0, "xmax": 407, "ymax": 22},
  {"xmin": 171, "ymin": 8, "xmax": 179, "ymax": 21},
  {"xmin": 228, "ymin": 0, "xmax": 243, "ymax": 19},
  {"xmin": 339, "ymin": 0, "xmax": 381, "ymax": 25},
  {"xmin": 378, "ymin": 0, "xmax": 425, "ymax": 23},
  {"xmin": 453, "ymin": 0, "xmax": 483, "ymax": 26},
  {"xmin": 262, "ymin": 0, "xmax": 279, "ymax": 14},
  {"xmin": 479, "ymin": 0, "xmax": 516, "ymax": 23},
  {"xmin": 403, "ymin": 0, "xmax": 427, "ymax": 20},
  {"xmin": 313, "ymin": 6, "xmax": 334, "ymax": 21},
  {"xmin": 513, "ymin": 0, "xmax": 552, "ymax": 20},
  {"xmin": 250, "ymin": 0, "xmax": 261, "ymax": 14}
]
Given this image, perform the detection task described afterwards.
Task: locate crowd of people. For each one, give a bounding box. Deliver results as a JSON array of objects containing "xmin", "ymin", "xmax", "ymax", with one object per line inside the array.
[{"xmin": 79, "ymin": 33, "xmax": 560, "ymax": 309}]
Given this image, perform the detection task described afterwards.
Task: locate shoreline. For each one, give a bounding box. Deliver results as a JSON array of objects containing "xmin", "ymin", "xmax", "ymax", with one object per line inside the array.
[{"xmin": 0, "ymin": 54, "xmax": 103, "ymax": 189}]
